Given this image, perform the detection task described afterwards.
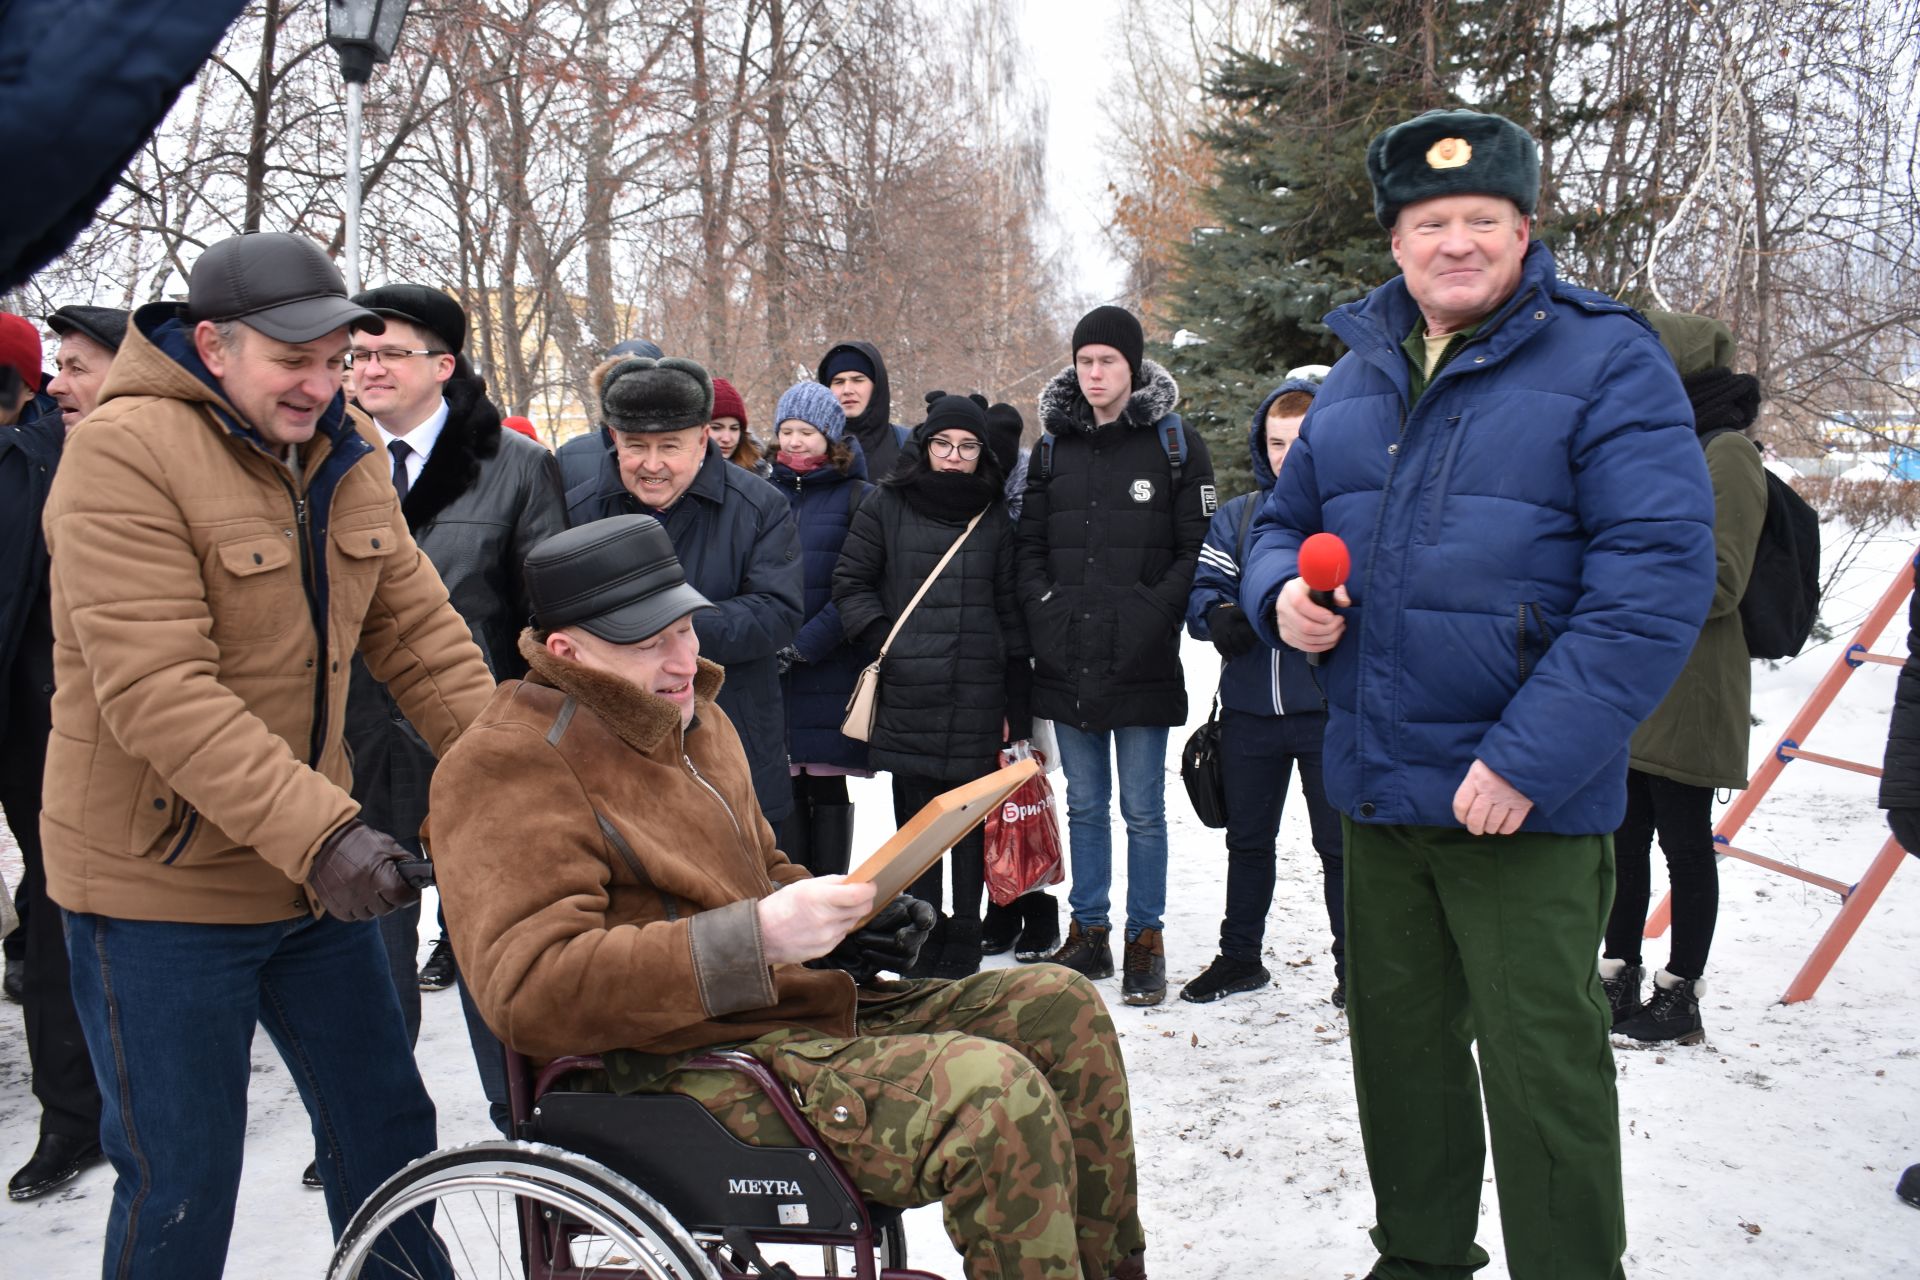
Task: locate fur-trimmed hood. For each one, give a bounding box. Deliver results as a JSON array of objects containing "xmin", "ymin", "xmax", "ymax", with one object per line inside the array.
[
  {"xmin": 519, "ymin": 628, "xmax": 725, "ymax": 756},
  {"xmin": 1037, "ymin": 358, "xmax": 1180, "ymax": 436}
]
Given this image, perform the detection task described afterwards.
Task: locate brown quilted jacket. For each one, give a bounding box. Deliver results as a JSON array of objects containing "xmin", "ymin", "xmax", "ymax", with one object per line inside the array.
[
  {"xmin": 429, "ymin": 636, "xmax": 855, "ymax": 1060},
  {"xmin": 40, "ymin": 306, "xmax": 495, "ymax": 923}
]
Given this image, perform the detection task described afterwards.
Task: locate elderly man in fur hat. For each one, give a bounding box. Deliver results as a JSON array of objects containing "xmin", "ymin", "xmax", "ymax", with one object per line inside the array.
[
  {"xmin": 565, "ymin": 355, "xmax": 804, "ymax": 828},
  {"xmin": 1242, "ymin": 109, "xmax": 1717, "ymax": 1280}
]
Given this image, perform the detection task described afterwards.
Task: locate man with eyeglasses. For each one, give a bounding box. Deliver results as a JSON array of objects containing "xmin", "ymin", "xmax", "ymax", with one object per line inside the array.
[
  {"xmin": 342, "ymin": 284, "xmax": 565, "ymax": 1135},
  {"xmin": 41, "ymin": 231, "xmax": 492, "ymax": 1278}
]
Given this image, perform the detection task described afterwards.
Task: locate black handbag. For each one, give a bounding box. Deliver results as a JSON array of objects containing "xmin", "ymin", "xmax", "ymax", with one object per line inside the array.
[{"xmin": 1181, "ymin": 693, "xmax": 1229, "ymax": 829}]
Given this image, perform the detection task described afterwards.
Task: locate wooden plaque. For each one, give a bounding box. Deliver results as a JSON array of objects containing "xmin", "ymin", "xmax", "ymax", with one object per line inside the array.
[{"xmin": 845, "ymin": 757, "xmax": 1040, "ymax": 924}]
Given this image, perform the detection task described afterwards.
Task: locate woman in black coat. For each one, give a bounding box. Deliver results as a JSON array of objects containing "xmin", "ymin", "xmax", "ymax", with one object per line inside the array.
[{"xmin": 832, "ymin": 394, "xmax": 1031, "ymax": 977}]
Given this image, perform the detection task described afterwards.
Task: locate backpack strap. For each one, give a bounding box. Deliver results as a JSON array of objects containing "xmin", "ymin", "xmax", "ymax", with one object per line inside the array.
[
  {"xmin": 1159, "ymin": 414, "xmax": 1186, "ymax": 488},
  {"xmin": 1037, "ymin": 432, "xmax": 1055, "ymax": 481}
]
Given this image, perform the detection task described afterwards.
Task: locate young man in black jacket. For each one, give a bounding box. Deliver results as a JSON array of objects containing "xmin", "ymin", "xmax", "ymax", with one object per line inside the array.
[{"xmin": 1016, "ymin": 306, "xmax": 1215, "ymax": 1005}]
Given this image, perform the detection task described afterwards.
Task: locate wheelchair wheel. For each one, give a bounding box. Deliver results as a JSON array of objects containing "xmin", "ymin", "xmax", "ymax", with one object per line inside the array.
[{"xmin": 327, "ymin": 1141, "xmax": 720, "ymax": 1280}]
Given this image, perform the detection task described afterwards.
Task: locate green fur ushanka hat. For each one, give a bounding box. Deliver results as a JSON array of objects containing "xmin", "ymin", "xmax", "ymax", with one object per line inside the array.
[{"xmin": 1367, "ymin": 108, "xmax": 1541, "ymax": 228}]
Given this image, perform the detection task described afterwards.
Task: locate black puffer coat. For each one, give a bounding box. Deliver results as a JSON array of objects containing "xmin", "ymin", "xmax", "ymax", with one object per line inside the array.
[
  {"xmin": 832, "ymin": 458, "xmax": 1028, "ymax": 782},
  {"xmin": 343, "ymin": 371, "xmax": 567, "ymax": 841},
  {"xmin": 1880, "ymin": 588, "xmax": 1920, "ymax": 814},
  {"xmin": 1017, "ymin": 360, "xmax": 1214, "ymax": 731}
]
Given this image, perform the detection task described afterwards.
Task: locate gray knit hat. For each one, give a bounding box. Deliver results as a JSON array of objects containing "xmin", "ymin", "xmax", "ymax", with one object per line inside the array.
[
  {"xmin": 773, "ymin": 380, "xmax": 846, "ymax": 441},
  {"xmin": 600, "ymin": 356, "xmax": 714, "ymax": 434}
]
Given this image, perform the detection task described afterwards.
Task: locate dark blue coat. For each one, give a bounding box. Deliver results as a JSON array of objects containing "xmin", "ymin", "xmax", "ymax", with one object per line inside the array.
[
  {"xmin": 1186, "ymin": 382, "xmax": 1325, "ymax": 719},
  {"xmin": 1241, "ymin": 243, "xmax": 1716, "ymax": 835},
  {"xmin": 772, "ymin": 447, "xmax": 872, "ymax": 771},
  {"xmin": 0, "ymin": 396, "xmax": 63, "ymax": 742},
  {"xmin": 567, "ymin": 440, "xmax": 804, "ymax": 821}
]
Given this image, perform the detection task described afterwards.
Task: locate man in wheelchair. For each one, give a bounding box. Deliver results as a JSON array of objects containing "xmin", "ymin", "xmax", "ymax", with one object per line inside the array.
[{"xmin": 430, "ymin": 514, "xmax": 1148, "ymax": 1280}]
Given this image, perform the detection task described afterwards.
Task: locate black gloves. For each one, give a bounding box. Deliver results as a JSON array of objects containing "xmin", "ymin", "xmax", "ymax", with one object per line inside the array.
[
  {"xmin": 808, "ymin": 895, "xmax": 938, "ymax": 985},
  {"xmin": 1208, "ymin": 602, "xmax": 1261, "ymax": 660},
  {"xmin": 307, "ymin": 819, "xmax": 434, "ymax": 921},
  {"xmin": 776, "ymin": 645, "xmax": 802, "ymax": 675},
  {"xmin": 1889, "ymin": 808, "xmax": 1920, "ymax": 859}
]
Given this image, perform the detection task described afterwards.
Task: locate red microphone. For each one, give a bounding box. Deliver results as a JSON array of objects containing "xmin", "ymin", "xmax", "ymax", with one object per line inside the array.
[{"xmin": 1297, "ymin": 533, "xmax": 1350, "ymax": 666}]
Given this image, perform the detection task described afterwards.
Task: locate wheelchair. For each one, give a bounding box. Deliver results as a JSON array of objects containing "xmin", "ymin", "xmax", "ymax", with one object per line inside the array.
[{"xmin": 326, "ymin": 1046, "xmax": 944, "ymax": 1280}]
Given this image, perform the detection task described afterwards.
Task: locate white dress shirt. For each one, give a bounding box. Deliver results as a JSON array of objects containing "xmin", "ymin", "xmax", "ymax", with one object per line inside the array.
[{"xmin": 375, "ymin": 396, "xmax": 451, "ymax": 489}]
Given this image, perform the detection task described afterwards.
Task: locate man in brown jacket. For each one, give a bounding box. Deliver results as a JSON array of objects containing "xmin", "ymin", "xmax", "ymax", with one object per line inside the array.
[
  {"xmin": 42, "ymin": 232, "xmax": 494, "ymax": 1280},
  {"xmin": 432, "ymin": 515, "xmax": 1149, "ymax": 1280}
]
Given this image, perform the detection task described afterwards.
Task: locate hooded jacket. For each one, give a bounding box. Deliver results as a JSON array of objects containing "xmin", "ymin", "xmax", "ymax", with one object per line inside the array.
[
  {"xmin": 1185, "ymin": 380, "xmax": 1326, "ymax": 719},
  {"xmin": 343, "ymin": 367, "xmax": 568, "ymax": 841},
  {"xmin": 815, "ymin": 341, "xmax": 910, "ymax": 481},
  {"xmin": 430, "ymin": 636, "xmax": 850, "ymax": 1061},
  {"xmin": 773, "ymin": 441, "xmax": 871, "ymax": 771},
  {"xmin": 1242, "ymin": 242, "xmax": 1716, "ymax": 834},
  {"xmin": 567, "ymin": 439, "xmax": 804, "ymax": 822},
  {"xmin": 832, "ymin": 433, "xmax": 1028, "ymax": 781},
  {"xmin": 40, "ymin": 305, "xmax": 495, "ymax": 923},
  {"xmin": 1016, "ymin": 359, "xmax": 1215, "ymax": 732}
]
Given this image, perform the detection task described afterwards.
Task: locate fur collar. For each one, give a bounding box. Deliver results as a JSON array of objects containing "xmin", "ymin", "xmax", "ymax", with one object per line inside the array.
[
  {"xmin": 1037, "ymin": 359, "xmax": 1179, "ymax": 437},
  {"xmin": 400, "ymin": 370, "xmax": 504, "ymax": 533},
  {"xmin": 517, "ymin": 629, "xmax": 725, "ymax": 754}
]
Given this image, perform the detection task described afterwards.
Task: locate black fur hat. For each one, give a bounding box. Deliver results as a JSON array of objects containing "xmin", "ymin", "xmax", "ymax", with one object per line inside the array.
[
  {"xmin": 600, "ymin": 356, "xmax": 714, "ymax": 434},
  {"xmin": 1367, "ymin": 109, "xmax": 1540, "ymax": 228}
]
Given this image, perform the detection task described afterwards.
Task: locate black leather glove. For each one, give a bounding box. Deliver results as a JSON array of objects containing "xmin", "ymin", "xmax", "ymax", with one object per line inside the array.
[
  {"xmin": 776, "ymin": 645, "xmax": 802, "ymax": 675},
  {"xmin": 1208, "ymin": 602, "xmax": 1261, "ymax": 659},
  {"xmin": 808, "ymin": 895, "xmax": 938, "ymax": 984},
  {"xmin": 307, "ymin": 819, "xmax": 427, "ymax": 922},
  {"xmin": 1889, "ymin": 808, "xmax": 1920, "ymax": 859}
]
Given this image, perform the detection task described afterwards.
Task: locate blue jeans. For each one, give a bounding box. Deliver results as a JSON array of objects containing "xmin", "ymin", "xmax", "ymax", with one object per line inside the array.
[
  {"xmin": 64, "ymin": 911, "xmax": 449, "ymax": 1280},
  {"xmin": 1218, "ymin": 709, "xmax": 1345, "ymax": 973},
  {"xmin": 378, "ymin": 884, "xmax": 512, "ymax": 1135},
  {"xmin": 1054, "ymin": 723, "xmax": 1170, "ymax": 936}
]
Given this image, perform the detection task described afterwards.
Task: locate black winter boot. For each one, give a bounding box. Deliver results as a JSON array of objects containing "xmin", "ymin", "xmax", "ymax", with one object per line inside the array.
[
  {"xmin": 1613, "ymin": 969, "xmax": 1705, "ymax": 1045},
  {"xmin": 779, "ymin": 805, "xmax": 812, "ymax": 872},
  {"xmin": 1599, "ymin": 957, "xmax": 1644, "ymax": 1026},
  {"xmin": 1121, "ymin": 929, "xmax": 1167, "ymax": 1006},
  {"xmin": 1046, "ymin": 921, "xmax": 1113, "ymax": 979},
  {"xmin": 1179, "ymin": 954, "xmax": 1270, "ymax": 1004},
  {"xmin": 810, "ymin": 802, "xmax": 855, "ymax": 878},
  {"xmin": 932, "ymin": 916, "xmax": 983, "ymax": 980},
  {"xmin": 980, "ymin": 901, "xmax": 1022, "ymax": 955},
  {"xmin": 1898, "ymin": 1164, "xmax": 1920, "ymax": 1208},
  {"xmin": 1013, "ymin": 892, "xmax": 1061, "ymax": 962}
]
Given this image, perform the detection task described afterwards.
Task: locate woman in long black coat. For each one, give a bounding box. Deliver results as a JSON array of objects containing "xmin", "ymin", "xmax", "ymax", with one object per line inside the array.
[{"xmin": 832, "ymin": 394, "xmax": 1031, "ymax": 977}]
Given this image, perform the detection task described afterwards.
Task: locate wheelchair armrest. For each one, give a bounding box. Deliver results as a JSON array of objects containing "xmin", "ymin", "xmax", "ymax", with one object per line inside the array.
[{"xmin": 531, "ymin": 1053, "xmax": 607, "ymax": 1100}]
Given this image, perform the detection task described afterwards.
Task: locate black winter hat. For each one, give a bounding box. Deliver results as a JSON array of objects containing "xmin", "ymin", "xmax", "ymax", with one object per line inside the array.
[
  {"xmin": 352, "ymin": 283, "xmax": 468, "ymax": 354},
  {"xmin": 600, "ymin": 356, "xmax": 714, "ymax": 434},
  {"xmin": 1071, "ymin": 305, "xmax": 1145, "ymax": 380},
  {"xmin": 920, "ymin": 392, "xmax": 987, "ymax": 440},
  {"xmin": 1367, "ymin": 108, "xmax": 1540, "ymax": 228},
  {"xmin": 983, "ymin": 402, "xmax": 1024, "ymax": 475},
  {"xmin": 45, "ymin": 304, "xmax": 130, "ymax": 353},
  {"xmin": 525, "ymin": 515, "xmax": 713, "ymax": 644}
]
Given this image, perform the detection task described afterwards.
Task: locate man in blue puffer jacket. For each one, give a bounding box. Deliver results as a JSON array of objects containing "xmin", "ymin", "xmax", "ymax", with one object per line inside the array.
[{"xmin": 1242, "ymin": 109, "xmax": 1715, "ymax": 1280}]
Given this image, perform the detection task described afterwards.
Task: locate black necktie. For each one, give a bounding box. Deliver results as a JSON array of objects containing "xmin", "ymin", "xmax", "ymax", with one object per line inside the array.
[{"xmin": 389, "ymin": 439, "xmax": 412, "ymax": 505}]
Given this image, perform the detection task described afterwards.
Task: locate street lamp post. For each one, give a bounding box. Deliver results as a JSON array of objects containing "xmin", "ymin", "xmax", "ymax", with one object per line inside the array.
[{"xmin": 326, "ymin": 0, "xmax": 413, "ymax": 293}]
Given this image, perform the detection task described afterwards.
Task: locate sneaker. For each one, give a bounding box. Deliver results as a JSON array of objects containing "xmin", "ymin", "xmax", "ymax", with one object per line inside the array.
[
  {"xmin": 1013, "ymin": 893, "xmax": 1061, "ymax": 963},
  {"xmin": 1613, "ymin": 969, "xmax": 1704, "ymax": 1045},
  {"xmin": 1046, "ymin": 921, "xmax": 1113, "ymax": 979},
  {"xmin": 1599, "ymin": 957, "xmax": 1644, "ymax": 1026},
  {"xmin": 417, "ymin": 936, "xmax": 456, "ymax": 991},
  {"xmin": 1179, "ymin": 955, "xmax": 1271, "ymax": 1004},
  {"xmin": 980, "ymin": 901, "xmax": 1021, "ymax": 956},
  {"xmin": 1121, "ymin": 929, "xmax": 1167, "ymax": 1007}
]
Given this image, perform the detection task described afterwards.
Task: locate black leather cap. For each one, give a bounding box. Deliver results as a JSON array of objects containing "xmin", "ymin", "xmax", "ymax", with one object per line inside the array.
[
  {"xmin": 45, "ymin": 305, "xmax": 130, "ymax": 353},
  {"xmin": 186, "ymin": 232, "xmax": 383, "ymax": 343},
  {"xmin": 524, "ymin": 516, "xmax": 713, "ymax": 644},
  {"xmin": 351, "ymin": 283, "xmax": 467, "ymax": 354}
]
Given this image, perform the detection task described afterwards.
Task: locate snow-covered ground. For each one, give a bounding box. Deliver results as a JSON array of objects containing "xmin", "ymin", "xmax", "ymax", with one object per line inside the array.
[{"xmin": 5, "ymin": 521, "xmax": 1918, "ymax": 1278}]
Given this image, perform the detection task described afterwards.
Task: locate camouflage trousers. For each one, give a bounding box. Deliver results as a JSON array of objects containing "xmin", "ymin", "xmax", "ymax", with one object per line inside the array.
[{"xmin": 605, "ymin": 964, "xmax": 1145, "ymax": 1280}]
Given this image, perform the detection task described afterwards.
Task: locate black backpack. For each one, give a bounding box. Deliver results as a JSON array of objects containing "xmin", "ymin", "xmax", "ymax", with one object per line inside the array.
[{"xmin": 1703, "ymin": 430, "xmax": 1821, "ymax": 660}]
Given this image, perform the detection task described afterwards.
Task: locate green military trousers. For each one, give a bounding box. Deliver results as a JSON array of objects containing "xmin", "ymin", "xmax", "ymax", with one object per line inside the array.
[
  {"xmin": 1343, "ymin": 819, "xmax": 1627, "ymax": 1280},
  {"xmin": 607, "ymin": 964, "xmax": 1144, "ymax": 1280}
]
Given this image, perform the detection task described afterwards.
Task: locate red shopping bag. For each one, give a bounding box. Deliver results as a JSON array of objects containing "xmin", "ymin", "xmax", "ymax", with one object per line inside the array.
[{"xmin": 984, "ymin": 744, "xmax": 1065, "ymax": 906}]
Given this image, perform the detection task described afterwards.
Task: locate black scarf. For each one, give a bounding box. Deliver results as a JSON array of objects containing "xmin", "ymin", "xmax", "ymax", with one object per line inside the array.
[
  {"xmin": 1684, "ymin": 368, "xmax": 1761, "ymax": 437},
  {"xmin": 898, "ymin": 468, "xmax": 1000, "ymax": 523}
]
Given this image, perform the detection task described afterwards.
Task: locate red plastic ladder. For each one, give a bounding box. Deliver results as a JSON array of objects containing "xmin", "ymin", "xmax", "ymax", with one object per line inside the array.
[{"xmin": 1644, "ymin": 549, "xmax": 1915, "ymax": 1003}]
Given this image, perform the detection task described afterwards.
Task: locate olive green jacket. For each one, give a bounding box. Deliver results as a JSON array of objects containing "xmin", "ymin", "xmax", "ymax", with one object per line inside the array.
[{"xmin": 1628, "ymin": 430, "xmax": 1767, "ymax": 788}]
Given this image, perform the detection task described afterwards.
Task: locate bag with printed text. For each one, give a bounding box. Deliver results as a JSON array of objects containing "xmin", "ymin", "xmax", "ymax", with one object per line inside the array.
[{"xmin": 983, "ymin": 742, "xmax": 1065, "ymax": 906}]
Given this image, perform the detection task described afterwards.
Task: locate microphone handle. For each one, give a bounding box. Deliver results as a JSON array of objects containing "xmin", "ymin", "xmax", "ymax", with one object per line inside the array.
[{"xmin": 1304, "ymin": 587, "xmax": 1338, "ymax": 668}]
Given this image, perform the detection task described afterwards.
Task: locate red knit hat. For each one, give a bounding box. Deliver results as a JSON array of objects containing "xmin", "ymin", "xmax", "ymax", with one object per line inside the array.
[
  {"xmin": 502, "ymin": 415, "xmax": 541, "ymax": 443},
  {"xmin": 0, "ymin": 313, "xmax": 46, "ymax": 393},
  {"xmin": 710, "ymin": 376, "xmax": 748, "ymax": 429}
]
